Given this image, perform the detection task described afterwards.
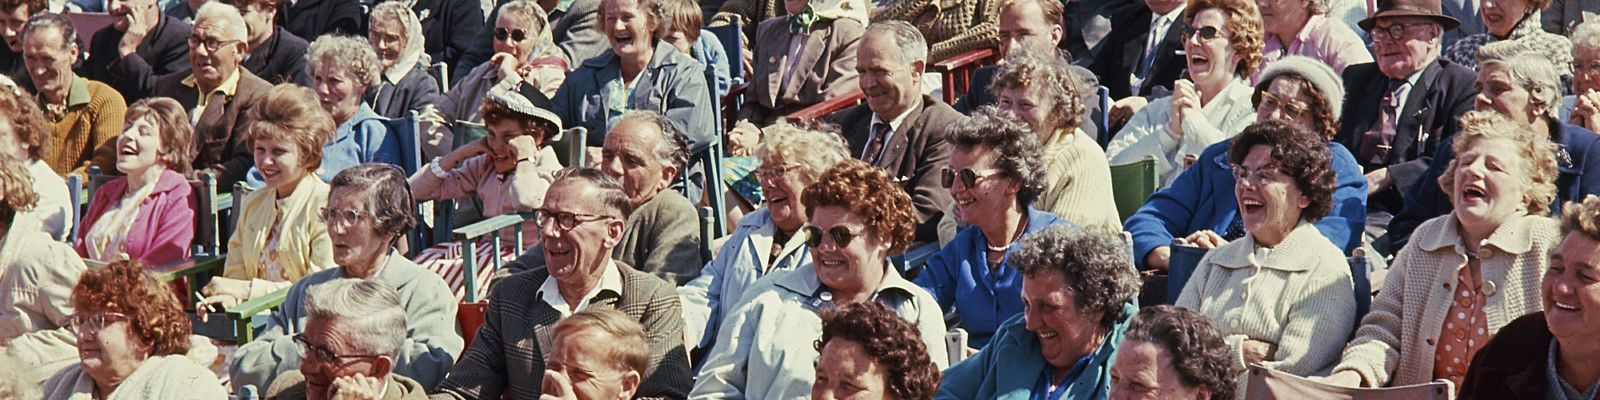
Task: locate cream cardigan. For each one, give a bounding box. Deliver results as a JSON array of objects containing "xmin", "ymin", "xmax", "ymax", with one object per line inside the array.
[
  {"xmin": 1332, "ymin": 213, "xmax": 1559, "ymax": 387},
  {"xmin": 1038, "ymin": 128, "xmax": 1122, "ymax": 231},
  {"xmin": 223, "ymin": 175, "xmax": 335, "ymax": 299}
]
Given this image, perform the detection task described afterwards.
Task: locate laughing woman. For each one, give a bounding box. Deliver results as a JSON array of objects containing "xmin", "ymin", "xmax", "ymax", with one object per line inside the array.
[{"xmin": 77, "ymin": 98, "xmax": 196, "ymax": 268}]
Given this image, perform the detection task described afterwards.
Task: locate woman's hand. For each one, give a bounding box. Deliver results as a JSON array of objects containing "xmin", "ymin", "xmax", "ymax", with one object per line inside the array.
[
  {"xmin": 418, "ymin": 105, "xmax": 450, "ymax": 149},
  {"xmin": 1168, "ymin": 80, "xmax": 1200, "ymax": 137},
  {"xmin": 1320, "ymin": 370, "xmax": 1363, "ymax": 388},
  {"xmin": 1111, "ymin": 96, "xmax": 1150, "ymax": 127},
  {"xmin": 195, "ymin": 277, "xmax": 250, "ymax": 321},
  {"xmin": 540, "ymin": 370, "xmax": 579, "ymax": 400},
  {"xmin": 1241, "ymin": 339, "xmax": 1278, "ymax": 365},
  {"xmin": 443, "ymin": 138, "xmax": 493, "ymax": 171},
  {"xmin": 117, "ymin": 3, "xmax": 155, "ymax": 57},
  {"xmin": 329, "ymin": 373, "xmax": 385, "ymax": 400},
  {"xmin": 498, "ymin": 135, "xmax": 541, "ymax": 172},
  {"xmin": 490, "ymin": 52, "xmax": 525, "ymax": 85},
  {"xmin": 1574, "ymin": 91, "xmax": 1600, "ymax": 133},
  {"xmin": 1364, "ymin": 167, "xmax": 1392, "ymax": 196},
  {"xmin": 1184, "ymin": 230, "xmax": 1227, "ymax": 249}
]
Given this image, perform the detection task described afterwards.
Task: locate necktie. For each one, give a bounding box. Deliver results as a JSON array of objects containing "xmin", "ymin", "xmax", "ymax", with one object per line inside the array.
[
  {"xmin": 1359, "ymin": 80, "xmax": 1404, "ymax": 165},
  {"xmin": 863, "ymin": 122, "xmax": 889, "ymax": 166},
  {"xmin": 1137, "ymin": 16, "xmax": 1167, "ymax": 78}
]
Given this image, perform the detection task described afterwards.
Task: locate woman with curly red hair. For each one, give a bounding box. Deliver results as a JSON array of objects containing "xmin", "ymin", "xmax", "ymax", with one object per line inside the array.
[
  {"xmin": 691, "ymin": 159, "xmax": 949, "ymax": 400},
  {"xmin": 813, "ymin": 301, "xmax": 942, "ymax": 400}
]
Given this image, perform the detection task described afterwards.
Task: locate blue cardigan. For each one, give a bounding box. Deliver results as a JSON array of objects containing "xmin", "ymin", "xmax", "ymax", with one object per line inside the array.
[
  {"xmin": 1125, "ymin": 139, "xmax": 1368, "ymax": 269},
  {"xmin": 933, "ymin": 302, "xmax": 1136, "ymax": 400},
  {"xmin": 913, "ymin": 208, "xmax": 1076, "ymax": 348}
]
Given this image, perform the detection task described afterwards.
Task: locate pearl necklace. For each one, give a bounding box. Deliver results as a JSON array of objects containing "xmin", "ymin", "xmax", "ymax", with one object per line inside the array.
[{"xmin": 984, "ymin": 216, "xmax": 1029, "ymax": 253}]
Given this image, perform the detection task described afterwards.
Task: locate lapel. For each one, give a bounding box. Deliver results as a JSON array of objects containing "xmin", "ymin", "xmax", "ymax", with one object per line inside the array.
[
  {"xmin": 1351, "ymin": 67, "xmax": 1392, "ymax": 136},
  {"xmin": 530, "ymin": 264, "xmax": 628, "ymax": 366},
  {"xmin": 1386, "ymin": 61, "xmax": 1444, "ymax": 164},
  {"xmin": 879, "ymin": 97, "xmax": 927, "ymax": 172},
  {"xmin": 757, "ymin": 26, "xmax": 791, "ymax": 105},
  {"xmin": 782, "ymin": 28, "xmax": 830, "ymax": 98}
]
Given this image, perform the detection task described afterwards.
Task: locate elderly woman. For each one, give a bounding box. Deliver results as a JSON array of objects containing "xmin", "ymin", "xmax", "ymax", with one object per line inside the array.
[
  {"xmin": 1325, "ymin": 110, "xmax": 1563, "ymax": 389},
  {"xmin": 1174, "ymin": 120, "xmax": 1356, "ymax": 390},
  {"xmin": 0, "ymin": 81, "xmax": 70, "ymax": 240},
  {"xmin": 1106, "ymin": 0, "xmax": 1264, "ymax": 187},
  {"xmin": 690, "ymin": 159, "xmax": 950, "ymax": 399},
  {"xmin": 1254, "ymin": 0, "xmax": 1369, "ymax": 79},
  {"xmin": 552, "ymin": 0, "xmax": 715, "ymax": 152},
  {"xmin": 812, "ymin": 301, "xmax": 943, "ymax": 400},
  {"xmin": 39, "ymin": 261, "xmax": 226, "ymax": 399},
  {"xmin": 992, "ymin": 50, "xmax": 1120, "ymax": 230},
  {"xmin": 1562, "ymin": 21, "xmax": 1600, "ymax": 132},
  {"xmin": 234, "ymin": 164, "xmax": 463, "ymax": 392},
  {"xmin": 367, "ymin": 2, "xmax": 440, "ymax": 119},
  {"xmin": 421, "ymin": 0, "xmax": 566, "ymax": 158},
  {"xmin": 248, "ymin": 35, "xmax": 401, "ymax": 188},
  {"xmin": 1109, "ymin": 305, "xmax": 1236, "ymax": 400},
  {"xmin": 934, "ymin": 226, "xmax": 1142, "ymax": 400},
  {"xmin": 0, "ymin": 155, "xmax": 87, "ymax": 373},
  {"xmin": 1442, "ymin": 0, "xmax": 1572, "ymax": 78},
  {"xmin": 732, "ymin": 0, "xmax": 863, "ymax": 126},
  {"xmin": 199, "ymin": 84, "xmax": 336, "ymax": 311},
  {"xmin": 259, "ymin": 278, "xmax": 432, "ymax": 399},
  {"xmin": 916, "ymin": 108, "xmax": 1077, "ymax": 351},
  {"xmin": 1126, "ymin": 56, "xmax": 1367, "ymax": 276},
  {"xmin": 1457, "ymin": 194, "xmax": 1600, "ymax": 400},
  {"xmin": 77, "ymin": 98, "xmax": 195, "ymax": 268},
  {"xmin": 678, "ymin": 124, "xmax": 850, "ymax": 351}
]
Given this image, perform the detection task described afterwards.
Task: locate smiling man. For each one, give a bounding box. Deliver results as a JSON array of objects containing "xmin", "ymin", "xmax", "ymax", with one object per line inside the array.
[
  {"xmin": 21, "ymin": 14, "xmax": 125, "ymax": 176},
  {"xmin": 82, "ymin": 0, "xmax": 192, "ymax": 101},
  {"xmin": 149, "ymin": 1, "xmax": 269, "ymax": 188}
]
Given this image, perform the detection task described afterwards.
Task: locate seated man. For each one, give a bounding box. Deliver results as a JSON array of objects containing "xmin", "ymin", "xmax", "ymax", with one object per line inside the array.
[
  {"xmin": 823, "ymin": 20, "xmax": 958, "ymax": 244},
  {"xmin": 0, "ymin": 0, "xmax": 43, "ymax": 84},
  {"xmin": 1089, "ymin": 0, "xmax": 1188, "ymax": 126},
  {"xmin": 150, "ymin": 2, "xmax": 270, "ymax": 188},
  {"xmin": 542, "ymin": 309, "xmax": 651, "ymax": 400},
  {"xmin": 21, "ymin": 14, "xmax": 125, "ymax": 176},
  {"xmin": 221, "ymin": 0, "xmax": 311, "ymax": 86},
  {"xmin": 432, "ymin": 168, "xmax": 691, "ymax": 400},
  {"xmin": 261, "ymin": 279, "xmax": 432, "ymax": 400},
  {"xmin": 83, "ymin": 0, "xmax": 193, "ymax": 101}
]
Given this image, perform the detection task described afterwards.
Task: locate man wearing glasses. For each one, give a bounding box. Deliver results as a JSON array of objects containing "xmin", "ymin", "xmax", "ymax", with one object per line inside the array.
[
  {"xmin": 260, "ymin": 279, "xmax": 430, "ymax": 400},
  {"xmin": 434, "ymin": 168, "xmax": 692, "ymax": 400},
  {"xmin": 150, "ymin": 2, "xmax": 271, "ymax": 188},
  {"xmin": 1335, "ymin": 0, "xmax": 1476, "ymax": 253}
]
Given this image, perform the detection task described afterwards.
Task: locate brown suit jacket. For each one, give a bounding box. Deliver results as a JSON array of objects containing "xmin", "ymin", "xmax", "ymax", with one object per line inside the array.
[
  {"xmin": 824, "ymin": 94, "xmax": 960, "ymax": 243},
  {"xmin": 737, "ymin": 16, "xmax": 864, "ymax": 126},
  {"xmin": 153, "ymin": 68, "xmax": 272, "ymax": 188},
  {"xmin": 265, "ymin": 370, "xmax": 428, "ymax": 400}
]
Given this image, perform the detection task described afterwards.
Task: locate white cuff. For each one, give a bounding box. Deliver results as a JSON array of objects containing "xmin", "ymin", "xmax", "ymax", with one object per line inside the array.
[{"xmin": 430, "ymin": 157, "xmax": 449, "ymax": 178}]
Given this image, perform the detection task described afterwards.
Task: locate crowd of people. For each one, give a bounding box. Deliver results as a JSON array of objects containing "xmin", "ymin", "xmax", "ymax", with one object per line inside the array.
[{"xmin": 0, "ymin": 0, "xmax": 1596, "ymax": 397}]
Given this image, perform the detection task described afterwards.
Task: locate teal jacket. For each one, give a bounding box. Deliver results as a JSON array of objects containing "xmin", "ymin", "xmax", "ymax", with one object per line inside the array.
[{"xmin": 934, "ymin": 302, "xmax": 1137, "ymax": 400}]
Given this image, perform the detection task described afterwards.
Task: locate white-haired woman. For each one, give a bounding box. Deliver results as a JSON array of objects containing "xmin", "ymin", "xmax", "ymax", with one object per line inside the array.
[{"xmin": 367, "ymin": 1, "xmax": 441, "ymax": 119}]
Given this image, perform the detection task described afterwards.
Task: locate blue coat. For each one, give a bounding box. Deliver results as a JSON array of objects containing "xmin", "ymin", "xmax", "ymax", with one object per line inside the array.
[
  {"xmin": 678, "ymin": 209, "xmax": 810, "ymax": 350},
  {"xmin": 934, "ymin": 303, "xmax": 1136, "ymax": 400},
  {"xmin": 551, "ymin": 41, "xmax": 715, "ymax": 150},
  {"xmin": 914, "ymin": 208, "xmax": 1077, "ymax": 348},
  {"xmin": 1125, "ymin": 139, "xmax": 1368, "ymax": 270}
]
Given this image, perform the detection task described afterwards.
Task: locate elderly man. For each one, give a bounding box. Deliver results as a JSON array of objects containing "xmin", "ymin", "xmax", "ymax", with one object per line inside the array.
[
  {"xmin": 0, "ymin": 0, "xmax": 42, "ymax": 84},
  {"xmin": 542, "ymin": 309, "xmax": 652, "ymax": 400},
  {"xmin": 22, "ymin": 14, "xmax": 125, "ymax": 176},
  {"xmin": 150, "ymin": 2, "xmax": 270, "ymax": 188},
  {"xmin": 82, "ymin": 0, "xmax": 192, "ymax": 101},
  {"xmin": 432, "ymin": 168, "xmax": 691, "ymax": 400},
  {"xmin": 260, "ymin": 279, "xmax": 432, "ymax": 400},
  {"xmin": 823, "ymin": 20, "xmax": 959, "ymax": 245},
  {"xmin": 219, "ymin": 0, "xmax": 310, "ymax": 86},
  {"xmin": 1336, "ymin": 0, "xmax": 1475, "ymax": 247}
]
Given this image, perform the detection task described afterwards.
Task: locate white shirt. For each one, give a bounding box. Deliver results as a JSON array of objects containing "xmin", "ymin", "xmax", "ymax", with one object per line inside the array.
[
  {"xmin": 865, "ymin": 107, "xmax": 914, "ymax": 162},
  {"xmin": 538, "ymin": 259, "xmax": 625, "ymax": 318}
]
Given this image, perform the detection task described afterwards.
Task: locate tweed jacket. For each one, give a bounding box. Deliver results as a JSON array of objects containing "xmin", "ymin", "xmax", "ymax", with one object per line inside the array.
[
  {"xmin": 153, "ymin": 68, "xmax": 272, "ymax": 188},
  {"xmin": 1456, "ymin": 312, "xmax": 1561, "ymax": 400},
  {"xmin": 1089, "ymin": 3, "xmax": 1188, "ymax": 99},
  {"xmin": 871, "ymin": 0, "xmax": 1000, "ymax": 62},
  {"xmin": 222, "ymin": 175, "xmax": 336, "ymax": 299},
  {"xmin": 678, "ymin": 209, "xmax": 810, "ymax": 350},
  {"xmin": 510, "ymin": 190, "xmax": 705, "ymax": 284},
  {"xmin": 824, "ymin": 95, "xmax": 961, "ymax": 243},
  {"xmin": 551, "ymin": 42, "xmax": 716, "ymax": 150},
  {"xmin": 710, "ymin": 0, "xmax": 783, "ymax": 50},
  {"xmin": 242, "ymin": 26, "xmax": 312, "ymax": 86},
  {"xmin": 1107, "ymin": 78, "xmax": 1257, "ymax": 188},
  {"xmin": 0, "ymin": 218, "xmax": 86, "ymax": 371},
  {"xmin": 1176, "ymin": 222, "xmax": 1356, "ymax": 388},
  {"xmin": 75, "ymin": 169, "xmax": 195, "ymax": 266},
  {"xmin": 43, "ymin": 76, "xmax": 125, "ymax": 176},
  {"xmin": 736, "ymin": 16, "xmax": 862, "ymax": 126},
  {"xmin": 1334, "ymin": 59, "xmax": 1476, "ymax": 211},
  {"xmin": 1444, "ymin": 11, "xmax": 1573, "ymax": 77},
  {"xmin": 82, "ymin": 14, "xmax": 192, "ymax": 101},
  {"xmin": 370, "ymin": 63, "xmax": 441, "ymax": 119},
  {"xmin": 1333, "ymin": 213, "xmax": 1560, "ymax": 388},
  {"xmin": 266, "ymin": 370, "xmax": 429, "ymax": 400},
  {"xmin": 432, "ymin": 260, "xmax": 692, "ymax": 400}
]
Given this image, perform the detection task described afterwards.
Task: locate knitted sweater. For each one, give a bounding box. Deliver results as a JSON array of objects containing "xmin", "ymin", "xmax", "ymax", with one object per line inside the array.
[
  {"xmin": 44, "ymin": 76, "xmax": 125, "ymax": 176},
  {"xmin": 1038, "ymin": 128, "xmax": 1122, "ymax": 231}
]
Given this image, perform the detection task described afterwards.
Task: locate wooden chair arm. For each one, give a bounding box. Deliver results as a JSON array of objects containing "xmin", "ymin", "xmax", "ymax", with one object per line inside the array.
[
  {"xmin": 786, "ymin": 88, "xmax": 865, "ymax": 123},
  {"xmin": 227, "ymin": 287, "xmax": 290, "ymax": 343},
  {"xmin": 450, "ymin": 213, "xmax": 535, "ymax": 242},
  {"xmin": 931, "ymin": 48, "xmax": 996, "ymax": 73},
  {"xmin": 151, "ymin": 255, "xmax": 228, "ymax": 282}
]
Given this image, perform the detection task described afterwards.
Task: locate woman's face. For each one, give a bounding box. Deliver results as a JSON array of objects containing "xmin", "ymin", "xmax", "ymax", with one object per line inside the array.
[
  {"xmin": 602, "ymin": 0, "xmax": 654, "ymax": 61},
  {"xmin": 1257, "ymin": 0, "xmax": 1311, "ymax": 39},
  {"xmin": 1573, "ymin": 47, "xmax": 1600, "ymax": 95},
  {"xmin": 757, "ymin": 155, "xmax": 817, "ymax": 234},
  {"xmin": 1109, "ymin": 340, "xmax": 1210, "ymax": 400},
  {"xmin": 368, "ymin": 15, "xmax": 406, "ymax": 71},
  {"xmin": 1184, "ymin": 8, "xmax": 1243, "ymax": 92},
  {"xmin": 808, "ymin": 206, "xmax": 890, "ymax": 300},
  {"xmin": 1234, "ymin": 145, "xmax": 1309, "ymax": 245},
  {"xmin": 253, "ymin": 137, "xmax": 310, "ymax": 197},
  {"xmin": 1481, "ymin": 0, "xmax": 1529, "ymax": 37},
  {"xmin": 812, "ymin": 339, "xmax": 897, "ymax": 400},
  {"xmin": 1474, "ymin": 63, "xmax": 1542, "ymax": 126},
  {"xmin": 1450, "ymin": 137, "xmax": 1531, "ymax": 232},
  {"xmin": 1543, "ymin": 232, "xmax": 1600, "ymax": 345},
  {"xmin": 75, "ymin": 313, "xmax": 152, "ymax": 391},
  {"xmin": 325, "ymin": 186, "xmax": 394, "ymax": 272},
  {"xmin": 115, "ymin": 115, "xmax": 164, "ymax": 175},
  {"xmin": 997, "ymin": 86, "xmax": 1056, "ymax": 136},
  {"xmin": 948, "ymin": 144, "xmax": 1020, "ymax": 228},
  {"xmin": 493, "ymin": 13, "xmax": 538, "ymax": 64},
  {"xmin": 313, "ymin": 63, "xmax": 366, "ymax": 125},
  {"xmin": 1256, "ymin": 78, "xmax": 1318, "ymax": 134},
  {"xmin": 485, "ymin": 118, "xmax": 540, "ymax": 165},
  {"xmin": 1021, "ymin": 270, "xmax": 1105, "ymax": 370},
  {"xmin": 0, "ymin": 115, "xmax": 27, "ymax": 160}
]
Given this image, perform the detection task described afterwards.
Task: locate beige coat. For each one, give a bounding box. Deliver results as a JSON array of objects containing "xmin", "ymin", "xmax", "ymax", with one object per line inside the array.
[
  {"xmin": 41, "ymin": 354, "xmax": 226, "ymax": 399},
  {"xmin": 1038, "ymin": 128, "xmax": 1122, "ymax": 231},
  {"xmin": 223, "ymin": 175, "xmax": 335, "ymax": 299},
  {"xmin": 0, "ymin": 218, "xmax": 86, "ymax": 373}
]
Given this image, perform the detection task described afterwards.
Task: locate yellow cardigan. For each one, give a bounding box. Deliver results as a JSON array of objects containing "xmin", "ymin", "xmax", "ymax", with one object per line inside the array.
[{"xmin": 223, "ymin": 175, "xmax": 334, "ymax": 299}]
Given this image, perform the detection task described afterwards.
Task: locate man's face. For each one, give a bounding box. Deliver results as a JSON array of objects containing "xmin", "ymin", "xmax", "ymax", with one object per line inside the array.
[
  {"xmin": 0, "ymin": 5, "xmax": 31, "ymax": 53},
  {"xmin": 997, "ymin": 0, "xmax": 1062, "ymax": 58},
  {"xmin": 238, "ymin": 2, "xmax": 276, "ymax": 46},
  {"xmin": 22, "ymin": 26, "xmax": 77, "ymax": 103},
  {"xmin": 299, "ymin": 318, "xmax": 388, "ymax": 400},
  {"xmin": 600, "ymin": 119, "xmax": 676, "ymax": 208},
  {"xmin": 856, "ymin": 34, "xmax": 922, "ymax": 120},
  {"xmin": 546, "ymin": 329, "xmax": 640, "ymax": 400},
  {"xmin": 539, "ymin": 180, "xmax": 624, "ymax": 284},
  {"xmin": 188, "ymin": 21, "xmax": 246, "ymax": 91},
  {"xmin": 106, "ymin": 0, "xmax": 156, "ymax": 32},
  {"xmin": 1371, "ymin": 17, "xmax": 1440, "ymax": 79}
]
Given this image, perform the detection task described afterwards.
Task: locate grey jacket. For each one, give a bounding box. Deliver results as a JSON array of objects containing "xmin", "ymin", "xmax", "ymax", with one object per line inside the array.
[{"xmin": 552, "ymin": 42, "xmax": 716, "ymax": 150}]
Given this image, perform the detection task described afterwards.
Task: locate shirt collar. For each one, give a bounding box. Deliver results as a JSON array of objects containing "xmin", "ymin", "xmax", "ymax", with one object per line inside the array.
[
  {"xmin": 1153, "ymin": 5, "xmax": 1185, "ymax": 23},
  {"xmin": 538, "ymin": 259, "xmax": 625, "ymax": 318},
  {"xmin": 182, "ymin": 68, "xmax": 243, "ymax": 98},
  {"xmin": 870, "ymin": 103, "xmax": 914, "ymax": 134},
  {"xmin": 65, "ymin": 75, "xmax": 90, "ymax": 107},
  {"xmin": 1415, "ymin": 214, "xmax": 1540, "ymax": 256}
]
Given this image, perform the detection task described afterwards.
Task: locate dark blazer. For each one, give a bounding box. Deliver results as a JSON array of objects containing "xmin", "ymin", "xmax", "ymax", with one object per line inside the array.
[
  {"xmin": 454, "ymin": 0, "xmax": 604, "ymax": 83},
  {"xmin": 1335, "ymin": 59, "xmax": 1476, "ymax": 212},
  {"xmin": 1088, "ymin": 4, "xmax": 1186, "ymax": 100},
  {"xmin": 242, "ymin": 26, "xmax": 311, "ymax": 87},
  {"xmin": 413, "ymin": 0, "xmax": 484, "ymax": 68},
  {"xmin": 737, "ymin": 16, "xmax": 863, "ymax": 126},
  {"xmin": 277, "ymin": 0, "xmax": 364, "ymax": 40},
  {"xmin": 153, "ymin": 69, "xmax": 272, "ymax": 188},
  {"xmin": 82, "ymin": 15, "xmax": 193, "ymax": 102},
  {"xmin": 0, "ymin": 46, "xmax": 25, "ymax": 85},
  {"xmin": 369, "ymin": 64, "xmax": 441, "ymax": 119},
  {"xmin": 825, "ymin": 95, "xmax": 960, "ymax": 243},
  {"xmin": 432, "ymin": 260, "xmax": 692, "ymax": 400},
  {"xmin": 1457, "ymin": 313, "xmax": 1555, "ymax": 400}
]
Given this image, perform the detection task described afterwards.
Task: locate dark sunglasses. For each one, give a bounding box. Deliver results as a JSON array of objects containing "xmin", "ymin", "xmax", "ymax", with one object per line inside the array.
[
  {"xmin": 940, "ymin": 167, "xmax": 1004, "ymax": 189},
  {"xmin": 495, "ymin": 27, "xmax": 528, "ymax": 42},
  {"xmin": 804, "ymin": 225, "xmax": 863, "ymax": 248},
  {"xmin": 1181, "ymin": 26, "xmax": 1223, "ymax": 42}
]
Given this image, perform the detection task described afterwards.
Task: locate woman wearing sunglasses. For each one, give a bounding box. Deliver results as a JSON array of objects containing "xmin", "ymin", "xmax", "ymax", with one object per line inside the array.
[
  {"xmin": 691, "ymin": 159, "xmax": 949, "ymax": 400},
  {"xmin": 1172, "ymin": 120, "xmax": 1355, "ymax": 391},
  {"xmin": 419, "ymin": 0, "xmax": 565, "ymax": 158},
  {"xmin": 914, "ymin": 107, "xmax": 1076, "ymax": 354},
  {"xmin": 1107, "ymin": 0, "xmax": 1264, "ymax": 188},
  {"xmin": 41, "ymin": 260, "xmax": 226, "ymax": 399}
]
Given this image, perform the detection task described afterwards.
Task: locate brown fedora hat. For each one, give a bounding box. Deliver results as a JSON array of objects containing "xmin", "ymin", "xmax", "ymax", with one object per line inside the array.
[{"xmin": 1357, "ymin": 0, "xmax": 1461, "ymax": 31}]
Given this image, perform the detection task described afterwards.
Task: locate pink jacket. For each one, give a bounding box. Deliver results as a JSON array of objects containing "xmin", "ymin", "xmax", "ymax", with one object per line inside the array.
[{"xmin": 75, "ymin": 169, "xmax": 196, "ymax": 266}]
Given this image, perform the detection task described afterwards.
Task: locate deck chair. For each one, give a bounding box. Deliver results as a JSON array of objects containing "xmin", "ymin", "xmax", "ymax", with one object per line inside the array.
[
  {"xmin": 1243, "ymin": 364, "xmax": 1454, "ymax": 400},
  {"xmin": 931, "ymin": 48, "xmax": 998, "ymax": 104},
  {"xmin": 786, "ymin": 88, "xmax": 865, "ymax": 123},
  {"xmin": 66, "ymin": 173, "xmax": 82, "ymax": 243},
  {"xmin": 1095, "ymin": 86, "xmax": 1112, "ymax": 148},
  {"xmin": 682, "ymin": 141, "xmax": 728, "ymax": 237},
  {"xmin": 1109, "ymin": 155, "xmax": 1159, "ymax": 222},
  {"xmin": 443, "ymin": 213, "xmax": 536, "ymax": 348},
  {"xmin": 891, "ymin": 243, "xmax": 942, "ymax": 281},
  {"xmin": 1165, "ymin": 239, "xmax": 1209, "ymax": 304},
  {"xmin": 1349, "ymin": 246, "xmax": 1373, "ymax": 328}
]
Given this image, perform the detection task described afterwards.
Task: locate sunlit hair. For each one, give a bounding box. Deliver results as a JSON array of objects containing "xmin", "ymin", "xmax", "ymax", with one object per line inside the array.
[
  {"xmin": 71, "ymin": 260, "xmax": 192, "ymax": 357},
  {"xmin": 656, "ymin": 0, "xmax": 701, "ymax": 43},
  {"xmin": 328, "ymin": 164, "xmax": 417, "ymax": 247},
  {"xmin": 0, "ymin": 155, "xmax": 36, "ymax": 226},
  {"xmin": 1475, "ymin": 40, "xmax": 1562, "ymax": 120},
  {"xmin": 125, "ymin": 97, "xmax": 194, "ymax": 173},
  {"xmin": 945, "ymin": 106, "xmax": 1047, "ymax": 208},
  {"xmin": 193, "ymin": 2, "xmax": 248, "ymax": 42},
  {"xmin": 21, "ymin": 12, "xmax": 78, "ymax": 53},
  {"xmin": 865, "ymin": 20, "xmax": 928, "ymax": 66},
  {"xmin": 367, "ymin": 2, "xmax": 430, "ymax": 73},
  {"xmin": 552, "ymin": 167, "xmax": 634, "ymax": 218},
  {"xmin": 497, "ymin": 0, "xmax": 554, "ymax": 51},
  {"xmin": 754, "ymin": 122, "xmax": 850, "ymax": 182},
  {"xmin": 597, "ymin": 0, "xmax": 659, "ymax": 43},
  {"xmin": 303, "ymin": 278, "xmax": 407, "ymax": 358},
  {"xmin": 0, "ymin": 0, "xmax": 44, "ymax": 15},
  {"xmin": 998, "ymin": 0, "xmax": 1064, "ymax": 25},
  {"xmin": 1439, "ymin": 110, "xmax": 1560, "ymax": 216},
  {"xmin": 1122, "ymin": 305, "xmax": 1237, "ymax": 400},
  {"xmin": 815, "ymin": 301, "xmax": 941, "ymax": 400},
  {"xmin": 1009, "ymin": 226, "xmax": 1140, "ymax": 331},
  {"xmin": 800, "ymin": 159, "xmax": 917, "ymax": 253},
  {"xmin": 551, "ymin": 309, "xmax": 650, "ymax": 374},
  {"xmin": 618, "ymin": 110, "xmax": 690, "ymax": 172},
  {"xmin": 1572, "ymin": 21, "xmax": 1600, "ymax": 56},
  {"xmin": 306, "ymin": 34, "xmax": 383, "ymax": 91},
  {"xmin": 1184, "ymin": 0, "xmax": 1265, "ymax": 77},
  {"xmin": 0, "ymin": 78, "xmax": 50, "ymax": 161},
  {"xmin": 1227, "ymin": 120, "xmax": 1337, "ymax": 221},
  {"xmin": 245, "ymin": 83, "xmax": 335, "ymax": 172},
  {"xmin": 990, "ymin": 48, "xmax": 1085, "ymax": 135},
  {"xmin": 1560, "ymin": 195, "xmax": 1600, "ymax": 240}
]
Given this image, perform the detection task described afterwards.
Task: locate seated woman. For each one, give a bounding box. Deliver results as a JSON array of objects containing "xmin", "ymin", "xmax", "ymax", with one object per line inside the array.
[
  {"xmin": 1325, "ymin": 110, "xmax": 1563, "ymax": 389},
  {"xmin": 813, "ymin": 301, "xmax": 942, "ymax": 400},
  {"xmin": 420, "ymin": 0, "xmax": 566, "ymax": 158},
  {"xmin": 246, "ymin": 35, "xmax": 401, "ymax": 187},
  {"xmin": 367, "ymin": 1, "xmax": 441, "ymax": 119},
  {"xmin": 77, "ymin": 98, "xmax": 196, "ymax": 268},
  {"xmin": 1174, "ymin": 120, "xmax": 1356, "ymax": 385},
  {"xmin": 0, "ymin": 81, "xmax": 71, "ymax": 241},
  {"xmin": 992, "ymin": 49, "xmax": 1120, "ymax": 230},
  {"xmin": 0, "ymin": 155, "xmax": 87, "ymax": 373},
  {"xmin": 732, "ymin": 0, "xmax": 863, "ymax": 126},
  {"xmin": 691, "ymin": 159, "xmax": 950, "ymax": 399},
  {"xmin": 1110, "ymin": 305, "xmax": 1236, "ymax": 400},
  {"xmin": 199, "ymin": 84, "xmax": 336, "ymax": 311},
  {"xmin": 1442, "ymin": 0, "xmax": 1572, "ymax": 77},
  {"xmin": 1253, "ymin": 0, "xmax": 1369, "ymax": 79},
  {"xmin": 1458, "ymin": 194, "xmax": 1600, "ymax": 399},
  {"xmin": 934, "ymin": 225, "xmax": 1141, "ymax": 400},
  {"xmin": 678, "ymin": 124, "xmax": 851, "ymax": 351},
  {"xmin": 233, "ymin": 164, "xmax": 463, "ymax": 392},
  {"xmin": 916, "ymin": 108, "xmax": 1077, "ymax": 351},
  {"xmin": 40, "ymin": 260, "xmax": 227, "ymax": 398},
  {"xmin": 1106, "ymin": 0, "xmax": 1263, "ymax": 187},
  {"xmin": 658, "ymin": 0, "xmax": 731, "ymax": 101}
]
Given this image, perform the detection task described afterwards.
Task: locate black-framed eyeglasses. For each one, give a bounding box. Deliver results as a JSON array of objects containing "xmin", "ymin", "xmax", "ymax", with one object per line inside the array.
[
  {"xmin": 754, "ymin": 163, "xmax": 803, "ymax": 182},
  {"xmin": 532, "ymin": 208, "xmax": 616, "ymax": 231},
  {"xmin": 66, "ymin": 311, "xmax": 128, "ymax": 336},
  {"xmin": 319, "ymin": 207, "xmax": 374, "ymax": 227},
  {"xmin": 1258, "ymin": 92, "xmax": 1309, "ymax": 120},
  {"xmin": 804, "ymin": 225, "xmax": 866, "ymax": 248},
  {"xmin": 495, "ymin": 27, "xmax": 528, "ymax": 42},
  {"xmin": 1368, "ymin": 23, "xmax": 1431, "ymax": 42},
  {"xmin": 293, "ymin": 334, "xmax": 384, "ymax": 365},
  {"xmin": 1181, "ymin": 26, "xmax": 1224, "ymax": 42},
  {"xmin": 1230, "ymin": 163, "xmax": 1294, "ymax": 184},
  {"xmin": 186, "ymin": 36, "xmax": 240, "ymax": 52},
  {"xmin": 940, "ymin": 166, "xmax": 1004, "ymax": 189}
]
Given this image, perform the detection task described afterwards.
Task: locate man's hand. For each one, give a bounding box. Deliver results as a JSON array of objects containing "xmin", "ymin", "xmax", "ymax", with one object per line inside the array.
[
  {"xmin": 1242, "ymin": 339, "xmax": 1278, "ymax": 365},
  {"xmin": 1110, "ymin": 96, "xmax": 1150, "ymax": 127},
  {"xmin": 1574, "ymin": 90, "xmax": 1600, "ymax": 133},
  {"xmin": 117, "ymin": 4, "xmax": 155, "ymax": 57},
  {"xmin": 329, "ymin": 373, "xmax": 384, "ymax": 400},
  {"xmin": 418, "ymin": 105, "xmax": 450, "ymax": 149},
  {"xmin": 1144, "ymin": 246, "xmax": 1171, "ymax": 271},
  {"xmin": 1168, "ymin": 79, "xmax": 1199, "ymax": 137},
  {"xmin": 490, "ymin": 52, "xmax": 524, "ymax": 84},
  {"xmin": 540, "ymin": 370, "xmax": 578, "ymax": 400},
  {"xmin": 195, "ymin": 277, "xmax": 250, "ymax": 322},
  {"xmin": 1184, "ymin": 230, "xmax": 1227, "ymax": 249},
  {"xmin": 1364, "ymin": 167, "xmax": 1393, "ymax": 196}
]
